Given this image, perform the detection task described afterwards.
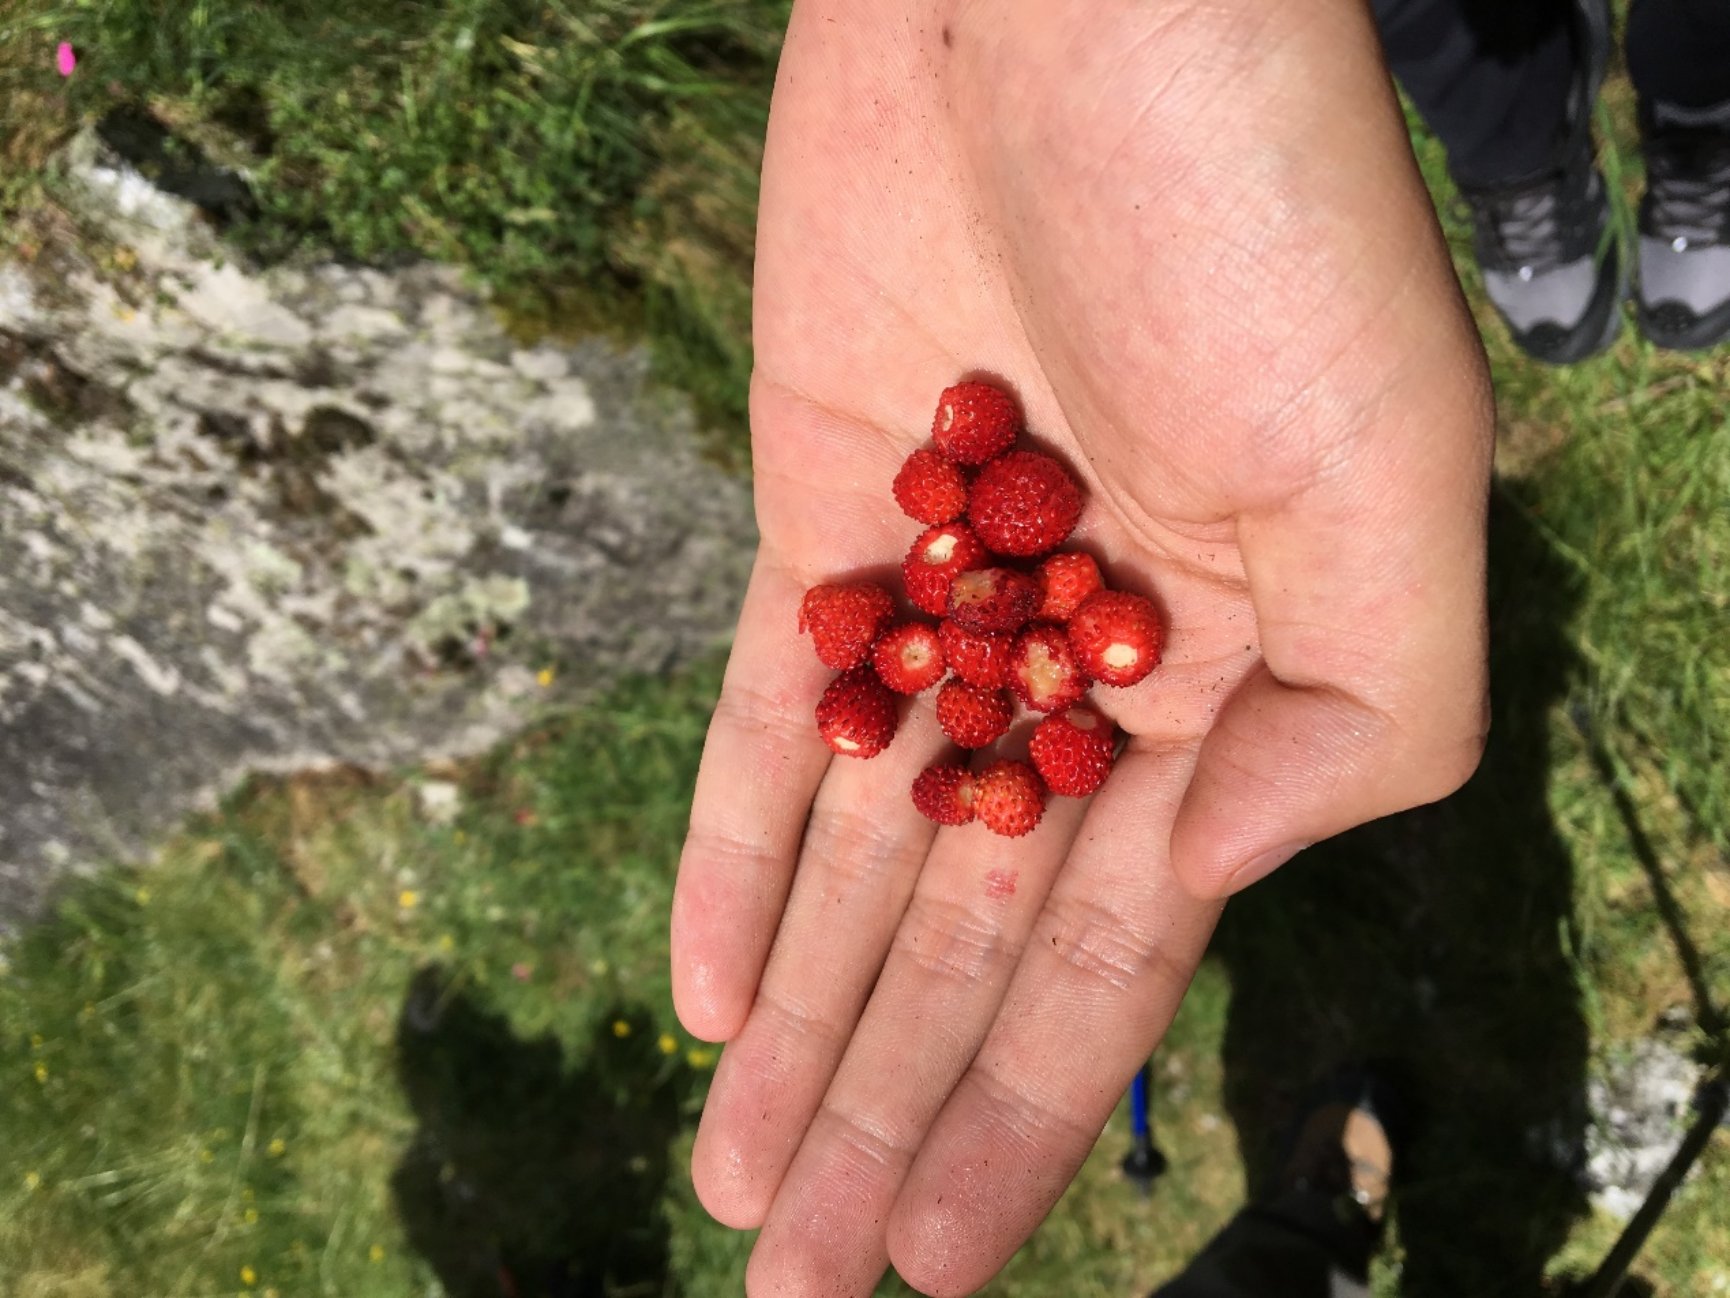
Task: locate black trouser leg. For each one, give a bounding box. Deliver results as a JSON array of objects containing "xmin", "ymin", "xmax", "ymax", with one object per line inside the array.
[
  {"xmin": 1626, "ymin": 0, "xmax": 1730, "ymax": 109},
  {"xmin": 1371, "ymin": 0, "xmax": 1584, "ymax": 187},
  {"xmin": 1149, "ymin": 1191, "xmax": 1375, "ymax": 1298}
]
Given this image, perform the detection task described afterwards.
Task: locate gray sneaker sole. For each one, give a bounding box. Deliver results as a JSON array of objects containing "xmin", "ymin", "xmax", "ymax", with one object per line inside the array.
[{"xmin": 1637, "ymin": 296, "xmax": 1730, "ymax": 351}]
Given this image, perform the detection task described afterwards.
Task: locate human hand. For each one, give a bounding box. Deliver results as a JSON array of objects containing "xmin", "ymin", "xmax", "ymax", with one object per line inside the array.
[{"xmin": 671, "ymin": 1, "xmax": 1493, "ymax": 1292}]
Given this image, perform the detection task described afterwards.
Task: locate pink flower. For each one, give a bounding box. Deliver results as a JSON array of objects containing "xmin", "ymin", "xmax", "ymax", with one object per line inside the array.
[{"xmin": 55, "ymin": 43, "xmax": 77, "ymax": 77}]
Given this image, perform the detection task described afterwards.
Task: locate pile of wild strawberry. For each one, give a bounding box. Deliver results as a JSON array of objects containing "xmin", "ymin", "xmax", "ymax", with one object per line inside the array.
[{"xmin": 798, "ymin": 381, "xmax": 1162, "ymax": 838}]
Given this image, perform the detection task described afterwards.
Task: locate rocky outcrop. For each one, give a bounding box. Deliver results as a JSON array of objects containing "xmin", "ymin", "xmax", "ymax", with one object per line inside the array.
[{"xmin": 0, "ymin": 130, "xmax": 756, "ymax": 929}]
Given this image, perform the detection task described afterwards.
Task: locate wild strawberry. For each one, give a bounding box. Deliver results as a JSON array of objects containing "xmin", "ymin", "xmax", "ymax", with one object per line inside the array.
[
  {"xmin": 968, "ymin": 450, "xmax": 1082, "ymax": 557},
  {"xmin": 931, "ymin": 381, "xmax": 1020, "ymax": 465},
  {"xmin": 938, "ymin": 619, "xmax": 1014, "ymax": 689},
  {"xmin": 1029, "ymin": 705, "xmax": 1116, "ymax": 797},
  {"xmin": 1007, "ymin": 623, "xmax": 1088, "ymax": 714},
  {"xmin": 871, "ymin": 622, "xmax": 946, "ymax": 694},
  {"xmin": 1035, "ymin": 552, "xmax": 1104, "ymax": 623},
  {"xmin": 935, "ymin": 679, "xmax": 1013, "ymax": 749},
  {"xmin": 892, "ymin": 448, "xmax": 969, "ymax": 525},
  {"xmin": 1068, "ymin": 590, "xmax": 1164, "ymax": 686},
  {"xmin": 903, "ymin": 522, "xmax": 989, "ymax": 617},
  {"xmin": 816, "ymin": 667, "xmax": 898, "ymax": 758},
  {"xmin": 911, "ymin": 763, "xmax": 976, "ymax": 825},
  {"xmin": 973, "ymin": 760, "xmax": 1046, "ymax": 837},
  {"xmin": 799, "ymin": 582, "xmax": 896, "ymax": 671},
  {"xmin": 947, "ymin": 567, "xmax": 1040, "ymax": 634}
]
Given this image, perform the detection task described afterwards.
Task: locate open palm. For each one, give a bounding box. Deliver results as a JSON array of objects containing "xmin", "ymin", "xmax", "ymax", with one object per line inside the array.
[{"xmin": 672, "ymin": 1, "xmax": 1493, "ymax": 1293}]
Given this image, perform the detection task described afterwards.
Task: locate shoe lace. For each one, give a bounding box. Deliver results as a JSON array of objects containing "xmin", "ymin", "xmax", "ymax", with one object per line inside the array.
[
  {"xmin": 1465, "ymin": 173, "xmax": 1594, "ymax": 277},
  {"xmin": 1646, "ymin": 130, "xmax": 1730, "ymax": 245}
]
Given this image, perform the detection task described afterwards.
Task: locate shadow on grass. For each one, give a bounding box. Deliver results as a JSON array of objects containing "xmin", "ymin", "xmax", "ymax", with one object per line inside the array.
[
  {"xmin": 391, "ymin": 966, "xmax": 696, "ymax": 1298},
  {"xmin": 1209, "ymin": 484, "xmax": 1591, "ymax": 1297}
]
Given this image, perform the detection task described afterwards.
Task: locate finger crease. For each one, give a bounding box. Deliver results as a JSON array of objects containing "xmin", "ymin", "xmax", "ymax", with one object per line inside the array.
[
  {"xmin": 816, "ymin": 1100, "xmax": 917, "ymax": 1172},
  {"xmin": 802, "ymin": 804, "xmax": 927, "ymax": 891},
  {"xmin": 961, "ymin": 1060, "xmax": 1098, "ymax": 1151},
  {"xmin": 681, "ymin": 826, "xmax": 785, "ymax": 883},
  {"xmin": 711, "ymin": 681, "xmax": 815, "ymax": 752},
  {"xmin": 1036, "ymin": 895, "xmax": 1170, "ymax": 994},
  {"xmin": 892, "ymin": 894, "xmax": 1014, "ymax": 990},
  {"xmin": 753, "ymin": 985, "xmax": 844, "ymax": 1053}
]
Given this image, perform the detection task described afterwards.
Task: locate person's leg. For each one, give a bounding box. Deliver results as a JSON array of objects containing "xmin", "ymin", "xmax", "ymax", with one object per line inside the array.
[
  {"xmin": 1370, "ymin": 0, "xmax": 1623, "ymax": 364},
  {"xmin": 1150, "ymin": 1200, "xmax": 1372, "ymax": 1298},
  {"xmin": 1147, "ymin": 1083, "xmax": 1395, "ymax": 1298},
  {"xmin": 1374, "ymin": 0, "xmax": 1580, "ymax": 188},
  {"xmin": 1626, "ymin": 0, "xmax": 1730, "ymax": 110},
  {"xmin": 1626, "ymin": 0, "xmax": 1730, "ymax": 349}
]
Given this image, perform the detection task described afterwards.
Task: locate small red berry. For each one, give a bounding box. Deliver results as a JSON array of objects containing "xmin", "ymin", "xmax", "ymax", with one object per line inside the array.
[
  {"xmin": 1007, "ymin": 623, "xmax": 1088, "ymax": 714},
  {"xmin": 903, "ymin": 522, "xmax": 990, "ymax": 617},
  {"xmin": 799, "ymin": 583, "xmax": 896, "ymax": 671},
  {"xmin": 892, "ymin": 448, "xmax": 969, "ymax": 525},
  {"xmin": 1029, "ymin": 705, "xmax": 1116, "ymax": 797},
  {"xmin": 973, "ymin": 760, "xmax": 1046, "ymax": 837},
  {"xmin": 816, "ymin": 667, "xmax": 898, "ymax": 758},
  {"xmin": 935, "ymin": 679, "xmax": 1014, "ymax": 749},
  {"xmin": 968, "ymin": 450, "xmax": 1082, "ymax": 557},
  {"xmin": 871, "ymin": 622, "xmax": 946, "ymax": 694},
  {"xmin": 947, "ymin": 567, "xmax": 1040, "ymax": 635},
  {"xmin": 938, "ymin": 619, "xmax": 1015, "ymax": 689},
  {"xmin": 911, "ymin": 763, "xmax": 976, "ymax": 825},
  {"xmin": 1068, "ymin": 590, "xmax": 1164, "ymax": 687},
  {"xmin": 931, "ymin": 381, "xmax": 1020, "ymax": 465},
  {"xmin": 1035, "ymin": 552, "xmax": 1104, "ymax": 623}
]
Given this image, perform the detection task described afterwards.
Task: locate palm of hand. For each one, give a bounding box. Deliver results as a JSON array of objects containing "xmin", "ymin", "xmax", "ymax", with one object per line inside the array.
[{"xmin": 672, "ymin": 2, "xmax": 1491, "ymax": 1294}]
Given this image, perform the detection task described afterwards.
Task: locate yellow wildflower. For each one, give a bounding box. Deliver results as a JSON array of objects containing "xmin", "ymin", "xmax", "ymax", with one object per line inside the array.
[
  {"xmin": 23, "ymin": 1171, "xmax": 40, "ymax": 1192},
  {"xmin": 268, "ymin": 1138, "xmax": 287, "ymax": 1158},
  {"xmin": 369, "ymin": 1244, "xmax": 386, "ymax": 1263},
  {"xmin": 536, "ymin": 666, "xmax": 555, "ymax": 688},
  {"xmin": 134, "ymin": 886, "xmax": 151, "ymax": 906},
  {"xmin": 658, "ymin": 1033, "xmax": 678, "ymax": 1055},
  {"xmin": 240, "ymin": 1265, "xmax": 257, "ymax": 1286},
  {"xmin": 686, "ymin": 1047, "xmax": 716, "ymax": 1069},
  {"xmin": 398, "ymin": 890, "xmax": 419, "ymax": 910},
  {"xmin": 33, "ymin": 1061, "xmax": 47, "ymax": 1084},
  {"xmin": 612, "ymin": 1019, "xmax": 631, "ymax": 1039},
  {"xmin": 244, "ymin": 1207, "xmax": 259, "ymax": 1225}
]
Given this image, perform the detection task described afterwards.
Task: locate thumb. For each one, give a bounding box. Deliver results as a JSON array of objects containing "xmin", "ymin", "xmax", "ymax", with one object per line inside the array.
[
  {"xmin": 1167, "ymin": 418, "xmax": 1493, "ymax": 898},
  {"xmin": 1167, "ymin": 662, "xmax": 1486, "ymax": 897}
]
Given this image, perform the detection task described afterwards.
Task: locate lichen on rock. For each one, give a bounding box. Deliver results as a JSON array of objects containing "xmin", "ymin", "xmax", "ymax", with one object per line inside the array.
[{"xmin": 0, "ymin": 127, "xmax": 755, "ymax": 929}]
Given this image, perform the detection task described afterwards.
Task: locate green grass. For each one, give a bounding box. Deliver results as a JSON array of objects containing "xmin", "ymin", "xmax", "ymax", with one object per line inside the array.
[
  {"xmin": 2, "ymin": 667, "xmax": 725, "ymax": 1296},
  {"xmin": 0, "ymin": 0, "xmax": 783, "ymax": 435},
  {"xmin": 1, "ymin": 11, "xmax": 1729, "ymax": 1298}
]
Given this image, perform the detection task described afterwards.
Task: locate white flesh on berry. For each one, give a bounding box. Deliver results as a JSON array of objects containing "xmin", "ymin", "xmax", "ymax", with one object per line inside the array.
[
  {"xmin": 924, "ymin": 533, "xmax": 958, "ymax": 563},
  {"xmin": 1021, "ymin": 643, "xmax": 1068, "ymax": 705},
  {"xmin": 1103, "ymin": 642, "xmax": 1139, "ymax": 670}
]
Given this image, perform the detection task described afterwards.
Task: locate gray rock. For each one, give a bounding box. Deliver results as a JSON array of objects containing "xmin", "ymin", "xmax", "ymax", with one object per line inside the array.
[
  {"xmin": 1583, "ymin": 1036, "xmax": 1702, "ymax": 1221},
  {"xmin": 0, "ymin": 129, "xmax": 756, "ymax": 930}
]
